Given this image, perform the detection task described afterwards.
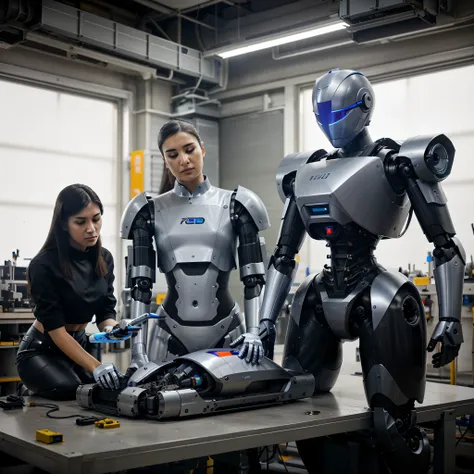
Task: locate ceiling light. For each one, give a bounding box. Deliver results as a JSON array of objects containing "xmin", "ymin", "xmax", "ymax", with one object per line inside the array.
[{"xmin": 208, "ymin": 22, "xmax": 348, "ymax": 59}]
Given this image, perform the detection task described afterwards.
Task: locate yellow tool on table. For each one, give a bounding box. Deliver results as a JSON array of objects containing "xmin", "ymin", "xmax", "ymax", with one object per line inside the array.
[
  {"xmin": 36, "ymin": 429, "xmax": 63, "ymax": 444},
  {"xmin": 95, "ymin": 418, "xmax": 120, "ymax": 429}
]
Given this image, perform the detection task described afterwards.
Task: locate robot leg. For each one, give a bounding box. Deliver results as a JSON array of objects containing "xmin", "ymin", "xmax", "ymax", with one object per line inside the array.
[
  {"xmin": 357, "ymin": 271, "xmax": 430, "ymax": 474},
  {"xmin": 281, "ymin": 273, "xmax": 342, "ymax": 393}
]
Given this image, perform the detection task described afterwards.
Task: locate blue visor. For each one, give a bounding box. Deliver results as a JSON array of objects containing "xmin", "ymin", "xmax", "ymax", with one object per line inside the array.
[{"xmin": 315, "ymin": 100, "xmax": 362, "ymax": 136}]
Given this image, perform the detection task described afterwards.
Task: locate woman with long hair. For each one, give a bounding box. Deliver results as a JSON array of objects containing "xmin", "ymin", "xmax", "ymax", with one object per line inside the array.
[{"xmin": 16, "ymin": 184, "xmax": 123, "ymax": 400}]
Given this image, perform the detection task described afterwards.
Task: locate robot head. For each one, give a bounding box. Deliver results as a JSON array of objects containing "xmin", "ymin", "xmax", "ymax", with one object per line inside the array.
[{"xmin": 312, "ymin": 69, "xmax": 375, "ymax": 148}]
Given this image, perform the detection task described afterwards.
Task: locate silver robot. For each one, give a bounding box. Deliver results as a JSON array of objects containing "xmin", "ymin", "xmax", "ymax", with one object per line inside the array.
[
  {"xmin": 254, "ymin": 69, "xmax": 465, "ymax": 473},
  {"xmin": 120, "ymin": 179, "xmax": 270, "ymax": 369}
]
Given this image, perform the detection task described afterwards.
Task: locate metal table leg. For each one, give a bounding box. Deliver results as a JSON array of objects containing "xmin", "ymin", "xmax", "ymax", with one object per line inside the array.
[{"xmin": 433, "ymin": 409, "xmax": 456, "ymax": 474}]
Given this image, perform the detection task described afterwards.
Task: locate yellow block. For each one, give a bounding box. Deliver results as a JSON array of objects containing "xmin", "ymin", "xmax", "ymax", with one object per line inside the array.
[
  {"xmin": 130, "ymin": 150, "xmax": 145, "ymax": 199},
  {"xmin": 95, "ymin": 418, "xmax": 120, "ymax": 429},
  {"xmin": 36, "ymin": 429, "xmax": 63, "ymax": 444},
  {"xmin": 413, "ymin": 276, "xmax": 430, "ymax": 286},
  {"xmin": 156, "ymin": 293, "xmax": 166, "ymax": 305}
]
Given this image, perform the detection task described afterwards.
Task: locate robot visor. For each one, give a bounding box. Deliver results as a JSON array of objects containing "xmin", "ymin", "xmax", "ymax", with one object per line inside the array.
[{"xmin": 314, "ymin": 100, "xmax": 363, "ymax": 128}]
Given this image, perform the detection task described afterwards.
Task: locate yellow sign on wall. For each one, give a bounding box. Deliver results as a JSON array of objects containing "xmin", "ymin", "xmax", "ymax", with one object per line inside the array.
[{"xmin": 130, "ymin": 150, "xmax": 145, "ymax": 199}]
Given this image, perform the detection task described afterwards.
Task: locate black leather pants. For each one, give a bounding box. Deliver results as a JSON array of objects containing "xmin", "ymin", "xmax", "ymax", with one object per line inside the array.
[{"xmin": 16, "ymin": 325, "xmax": 97, "ymax": 400}]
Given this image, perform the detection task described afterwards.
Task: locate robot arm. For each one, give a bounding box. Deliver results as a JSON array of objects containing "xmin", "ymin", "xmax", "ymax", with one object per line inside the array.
[
  {"xmin": 229, "ymin": 187, "xmax": 270, "ymax": 364},
  {"xmin": 259, "ymin": 188, "xmax": 306, "ymax": 358},
  {"xmin": 394, "ymin": 134, "xmax": 466, "ymax": 367},
  {"xmin": 120, "ymin": 192, "xmax": 156, "ymax": 369}
]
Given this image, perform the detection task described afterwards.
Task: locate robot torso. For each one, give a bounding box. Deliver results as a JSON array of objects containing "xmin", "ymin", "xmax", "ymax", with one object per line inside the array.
[
  {"xmin": 294, "ymin": 153, "xmax": 410, "ymax": 241},
  {"xmin": 153, "ymin": 179, "xmax": 237, "ymax": 324}
]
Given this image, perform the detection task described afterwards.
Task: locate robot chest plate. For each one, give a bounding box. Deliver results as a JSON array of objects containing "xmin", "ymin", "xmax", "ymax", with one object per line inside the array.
[
  {"xmin": 153, "ymin": 189, "xmax": 237, "ymax": 273},
  {"xmin": 294, "ymin": 156, "xmax": 410, "ymax": 238}
]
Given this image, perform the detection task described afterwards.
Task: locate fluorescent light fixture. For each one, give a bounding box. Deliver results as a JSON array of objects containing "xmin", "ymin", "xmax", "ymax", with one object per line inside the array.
[{"xmin": 212, "ymin": 22, "xmax": 348, "ymax": 59}]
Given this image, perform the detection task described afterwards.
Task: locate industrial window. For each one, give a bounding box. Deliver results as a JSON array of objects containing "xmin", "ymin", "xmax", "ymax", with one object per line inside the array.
[{"xmin": 0, "ymin": 79, "xmax": 119, "ymax": 278}]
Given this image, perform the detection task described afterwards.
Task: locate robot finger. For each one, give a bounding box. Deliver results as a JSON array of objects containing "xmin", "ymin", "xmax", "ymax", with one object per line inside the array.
[
  {"xmin": 426, "ymin": 338, "xmax": 438, "ymax": 352},
  {"xmin": 250, "ymin": 345, "xmax": 259, "ymax": 365},
  {"xmin": 432, "ymin": 352, "xmax": 442, "ymax": 368},
  {"xmin": 230, "ymin": 335, "xmax": 244, "ymax": 348},
  {"xmin": 239, "ymin": 342, "xmax": 249, "ymax": 359},
  {"xmin": 245, "ymin": 343, "xmax": 254, "ymax": 363},
  {"xmin": 257, "ymin": 345, "xmax": 264, "ymax": 364}
]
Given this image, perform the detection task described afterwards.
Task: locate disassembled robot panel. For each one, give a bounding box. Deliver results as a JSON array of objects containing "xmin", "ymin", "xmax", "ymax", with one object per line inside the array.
[
  {"xmin": 259, "ymin": 68, "xmax": 465, "ymax": 474},
  {"xmin": 77, "ymin": 349, "xmax": 315, "ymax": 420}
]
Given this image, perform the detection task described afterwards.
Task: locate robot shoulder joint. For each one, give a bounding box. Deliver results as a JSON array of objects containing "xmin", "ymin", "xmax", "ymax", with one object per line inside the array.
[
  {"xmin": 276, "ymin": 149, "xmax": 327, "ymax": 202},
  {"xmin": 398, "ymin": 134, "xmax": 455, "ymax": 183},
  {"xmin": 120, "ymin": 192, "xmax": 152, "ymax": 239},
  {"xmin": 233, "ymin": 186, "xmax": 270, "ymax": 232}
]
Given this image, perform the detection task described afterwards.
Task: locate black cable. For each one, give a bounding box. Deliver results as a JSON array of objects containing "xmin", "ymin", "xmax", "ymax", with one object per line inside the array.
[{"xmin": 28, "ymin": 402, "xmax": 88, "ymax": 420}]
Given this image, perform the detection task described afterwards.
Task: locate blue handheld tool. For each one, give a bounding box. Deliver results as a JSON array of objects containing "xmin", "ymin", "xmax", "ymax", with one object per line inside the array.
[{"xmin": 89, "ymin": 313, "xmax": 164, "ymax": 343}]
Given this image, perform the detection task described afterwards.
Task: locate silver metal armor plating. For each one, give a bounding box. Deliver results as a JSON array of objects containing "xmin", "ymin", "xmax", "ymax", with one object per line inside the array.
[
  {"xmin": 260, "ymin": 68, "xmax": 465, "ymax": 474},
  {"xmin": 120, "ymin": 177, "xmax": 270, "ymax": 366}
]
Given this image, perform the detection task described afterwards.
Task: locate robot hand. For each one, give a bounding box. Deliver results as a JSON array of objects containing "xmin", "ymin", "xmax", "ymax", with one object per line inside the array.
[
  {"xmin": 258, "ymin": 319, "xmax": 276, "ymax": 359},
  {"xmin": 93, "ymin": 363, "xmax": 123, "ymax": 390},
  {"xmin": 427, "ymin": 318, "xmax": 463, "ymax": 368},
  {"xmin": 230, "ymin": 328, "xmax": 264, "ymax": 364}
]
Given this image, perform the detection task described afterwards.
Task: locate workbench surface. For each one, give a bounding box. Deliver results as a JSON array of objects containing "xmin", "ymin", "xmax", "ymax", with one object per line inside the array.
[{"xmin": 1, "ymin": 374, "xmax": 473, "ymax": 474}]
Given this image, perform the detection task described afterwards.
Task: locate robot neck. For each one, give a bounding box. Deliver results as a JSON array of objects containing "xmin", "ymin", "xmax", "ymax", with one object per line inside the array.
[{"xmin": 340, "ymin": 128, "xmax": 373, "ymax": 157}]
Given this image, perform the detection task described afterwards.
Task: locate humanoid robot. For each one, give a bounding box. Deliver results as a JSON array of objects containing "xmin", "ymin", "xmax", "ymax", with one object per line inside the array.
[
  {"xmin": 120, "ymin": 178, "xmax": 269, "ymax": 368},
  {"xmin": 255, "ymin": 69, "xmax": 465, "ymax": 473}
]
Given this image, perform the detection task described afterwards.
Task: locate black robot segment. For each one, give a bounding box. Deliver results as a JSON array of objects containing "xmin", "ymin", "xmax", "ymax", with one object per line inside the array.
[{"xmin": 77, "ymin": 349, "xmax": 315, "ymax": 420}]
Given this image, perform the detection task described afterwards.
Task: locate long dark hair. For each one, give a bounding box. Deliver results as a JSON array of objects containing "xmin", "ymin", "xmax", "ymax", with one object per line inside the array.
[
  {"xmin": 158, "ymin": 119, "xmax": 203, "ymax": 194},
  {"xmin": 33, "ymin": 184, "xmax": 108, "ymax": 280}
]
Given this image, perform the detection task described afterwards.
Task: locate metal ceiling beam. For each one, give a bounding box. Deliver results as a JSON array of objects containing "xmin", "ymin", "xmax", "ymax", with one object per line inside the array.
[
  {"xmin": 132, "ymin": 0, "xmax": 216, "ymax": 29},
  {"xmin": 180, "ymin": 0, "xmax": 237, "ymax": 14}
]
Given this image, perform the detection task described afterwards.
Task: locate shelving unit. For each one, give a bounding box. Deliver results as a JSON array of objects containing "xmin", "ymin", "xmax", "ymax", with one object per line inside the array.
[{"xmin": 0, "ymin": 310, "xmax": 34, "ymax": 395}]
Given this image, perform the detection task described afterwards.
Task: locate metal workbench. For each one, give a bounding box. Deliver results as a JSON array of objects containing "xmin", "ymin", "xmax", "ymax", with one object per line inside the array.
[{"xmin": 1, "ymin": 375, "xmax": 473, "ymax": 474}]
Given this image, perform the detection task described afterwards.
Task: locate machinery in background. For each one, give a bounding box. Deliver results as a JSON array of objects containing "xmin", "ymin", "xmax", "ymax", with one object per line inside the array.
[
  {"xmin": 406, "ymin": 252, "xmax": 474, "ymax": 385},
  {"xmin": 398, "ymin": 256, "xmax": 434, "ymax": 321},
  {"xmin": 77, "ymin": 349, "xmax": 315, "ymax": 420},
  {"xmin": 0, "ymin": 250, "xmax": 31, "ymax": 313}
]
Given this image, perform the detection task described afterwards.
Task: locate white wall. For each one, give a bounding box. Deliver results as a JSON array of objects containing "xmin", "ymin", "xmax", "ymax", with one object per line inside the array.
[
  {"xmin": 0, "ymin": 79, "xmax": 119, "ymax": 269},
  {"xmin": 299, "ymin": 64, "xmax": 474, "ymax": 275}
]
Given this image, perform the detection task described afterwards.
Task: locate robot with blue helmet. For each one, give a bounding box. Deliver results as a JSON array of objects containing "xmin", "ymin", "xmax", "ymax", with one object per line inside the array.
[{"xmin": 255, "ymin": 69, "xmax": 465, "ymax": 473}]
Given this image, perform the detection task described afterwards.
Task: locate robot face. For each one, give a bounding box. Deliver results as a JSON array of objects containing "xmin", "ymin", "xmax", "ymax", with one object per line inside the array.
[{"xmin": 312, "ymin": 69, "xmax": 375, "ymax": 148}]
